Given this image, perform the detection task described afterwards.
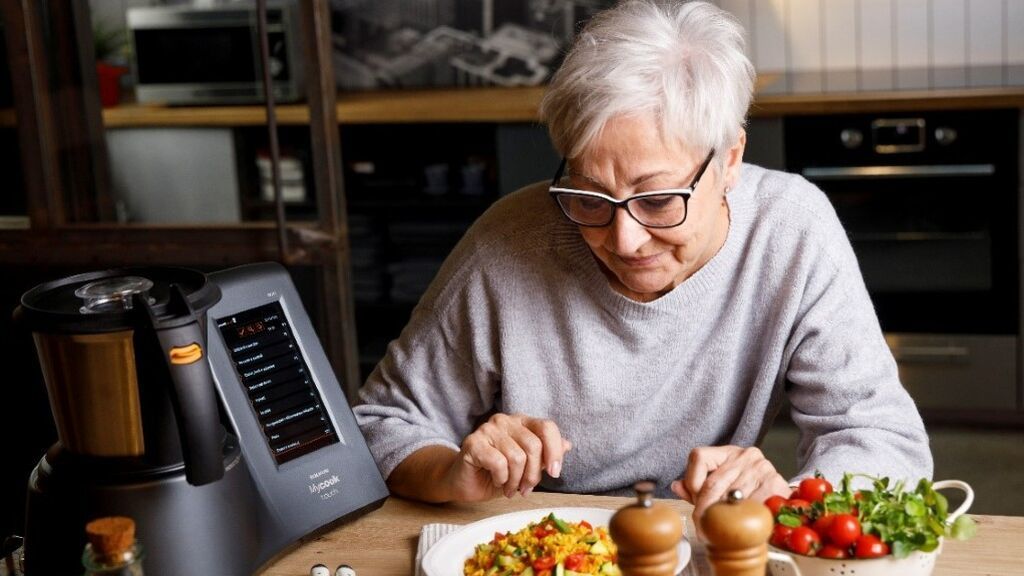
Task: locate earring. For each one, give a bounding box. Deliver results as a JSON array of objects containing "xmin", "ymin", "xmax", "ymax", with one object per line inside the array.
[{"xmin": 724, "ymin": 186, "xmax": 731, "ymax": 194}]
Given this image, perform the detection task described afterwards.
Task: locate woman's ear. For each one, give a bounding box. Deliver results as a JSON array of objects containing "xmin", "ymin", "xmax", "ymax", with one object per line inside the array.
[{"xmin": 723, "ymin": 128, "xmax": 746, "ymax": 189}]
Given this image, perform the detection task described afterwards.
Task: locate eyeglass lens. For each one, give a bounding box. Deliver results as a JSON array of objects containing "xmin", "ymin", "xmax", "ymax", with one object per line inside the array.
[{"xmin": 554, "ymin": 193, "xmax": 687, "ymax": 227}]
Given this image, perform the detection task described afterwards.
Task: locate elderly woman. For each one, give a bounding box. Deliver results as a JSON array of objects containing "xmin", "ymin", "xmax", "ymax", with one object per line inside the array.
[{"xmin": 353, "ymin": 0, "xmax": 932, "ymax": 522}]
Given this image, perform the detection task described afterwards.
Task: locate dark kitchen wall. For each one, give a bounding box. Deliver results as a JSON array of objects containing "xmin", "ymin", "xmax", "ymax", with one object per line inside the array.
[{"xmin": 0, "ymin": 267, "xmax": 64, "ymax": 539}]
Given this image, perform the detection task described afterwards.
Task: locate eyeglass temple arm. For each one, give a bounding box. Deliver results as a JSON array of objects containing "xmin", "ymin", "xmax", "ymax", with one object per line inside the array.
[
  {"xmin": 551, "ymin": 158, "xmax": 567, "ymax": 186},
  {"xmin": 690, "ymin": 150, "xmax": 716, "ymax": 188}
]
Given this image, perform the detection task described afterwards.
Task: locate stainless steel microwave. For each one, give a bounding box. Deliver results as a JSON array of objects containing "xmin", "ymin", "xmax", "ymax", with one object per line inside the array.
[{"xmin": 127, "ymin": 3, "xmax": 303, "ymax": 105}]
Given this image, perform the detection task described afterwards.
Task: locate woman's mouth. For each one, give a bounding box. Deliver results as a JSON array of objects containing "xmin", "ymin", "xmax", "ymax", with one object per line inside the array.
[{"xmin": 617, "ymin": 253, "xmax": 660, "ymax": 268}]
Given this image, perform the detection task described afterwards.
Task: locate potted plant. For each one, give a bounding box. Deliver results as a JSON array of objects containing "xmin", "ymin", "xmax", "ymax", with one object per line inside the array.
[{"xmin": 93, "ymin": 22, "xmax": 128, "ymax": 107}]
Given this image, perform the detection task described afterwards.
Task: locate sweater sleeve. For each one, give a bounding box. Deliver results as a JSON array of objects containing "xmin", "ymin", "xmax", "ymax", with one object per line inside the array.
[
  {"xmin": 781, "ymin": 194, "xmax": 933, "ymax": 487},
  {"xmin": 352, "ymin": 301, "xmax": 498, "ymax": 480}
]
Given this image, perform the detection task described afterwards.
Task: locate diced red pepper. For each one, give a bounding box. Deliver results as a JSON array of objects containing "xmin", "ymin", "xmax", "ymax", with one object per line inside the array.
[
  {"xmin": 579, "ymin": 520, "xmax": 593, "ymax": 532},
  {"xmin": 565, "ymin": 552, "xmax": 585, "ymax": 570},
  {"xmin": 533, "ymin": 556, "xmax": 556, "ymax": 571},
  {"xmin": 493, "ymin": 531, "xmax": 506, "ymax": 543}
]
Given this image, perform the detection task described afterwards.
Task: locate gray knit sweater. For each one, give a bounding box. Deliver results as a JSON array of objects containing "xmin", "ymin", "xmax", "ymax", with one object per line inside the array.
[{"xmin": 354, "ymin": 164, "xmax": 933, "ymax": 497}]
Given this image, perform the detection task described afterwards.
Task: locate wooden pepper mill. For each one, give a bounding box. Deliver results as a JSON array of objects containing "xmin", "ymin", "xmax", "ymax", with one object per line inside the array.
[
  {"xmin": 610, "ymin": 481, "xmax": 683, "ymax": 576},
  {"xmin": 699, "ymin": 489, "xmax": 773, "ymax": 576}
]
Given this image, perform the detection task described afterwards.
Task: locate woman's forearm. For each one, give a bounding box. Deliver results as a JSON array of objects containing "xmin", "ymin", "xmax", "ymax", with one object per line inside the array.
[{"xmin": 385, "ymin": 444, "xmax": 460, "ymax": 503}]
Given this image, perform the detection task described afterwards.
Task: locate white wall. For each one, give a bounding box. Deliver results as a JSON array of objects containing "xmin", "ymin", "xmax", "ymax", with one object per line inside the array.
[
  {"xmin": 715, "ymin": 0, "xmax": 1024, "ymax": 90},
  {"xmin": 106, "ymin": 128, "xmax": 241, "ymax": 223}
]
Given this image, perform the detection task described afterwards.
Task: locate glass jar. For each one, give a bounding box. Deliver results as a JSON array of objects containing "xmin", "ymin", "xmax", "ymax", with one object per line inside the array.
[{"xmin": 81, "ymin": 542, "xmax": 145, "ymax": 576}]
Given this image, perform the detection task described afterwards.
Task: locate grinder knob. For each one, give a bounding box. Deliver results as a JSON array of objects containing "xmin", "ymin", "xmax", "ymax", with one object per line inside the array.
[
  {"xmin": 610, "ymin": 481, "xmax": 683, "ymax": 576},
  {"xmin": 699, "ymin": 490, "xmax": 773, "ymax": 576}
]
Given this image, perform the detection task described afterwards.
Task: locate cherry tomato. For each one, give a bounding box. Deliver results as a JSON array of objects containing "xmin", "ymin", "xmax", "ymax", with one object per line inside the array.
[
  {"xmin": 564, "ymin": 553, "xmax": 585, "ymax": 571},
  {"xmin": 786, "ymin": 526, "xmax": 822, "ymax": 556},
  {"xmin": 783, "ymin": 498, "xmax": 813, "ymax": 525},
  {"xmin": 770, "ymin": 524, "xmax": 793, "ymax": 548},
  {"xmin": 533, "ymin": 526, "xmax": 552, "ymax": 539},
  {"xmin": 854, "ymin": 534, "xmax": 890, "ymax": 559},
  {"xmin": 812, "ymin": 513, "xmax": 836, "ymax": 540},
  {"xmin": 798, "ymin": 476, "xmax": 834, "ymax": 504},
  {"xmin": 790, "ymin": 489, "xmax": 801, "ymax": 499},
  {"xmin": 764, "ymin": 495, "xmax": 788, "ymax": 517},
  {"xmin": 533, "ymin": 556, "xmax": 557, "ymax": 571},
  {"xmin": 785, "ymin": 498, "xmax": 813, "ymax": 512},
  {"xmin": 828, "ymin": 514, "xmax": 862, "ymax": 549},
  {"xmin": 818, "ymin": 545, "xmax": 849, "ymax": 559}
]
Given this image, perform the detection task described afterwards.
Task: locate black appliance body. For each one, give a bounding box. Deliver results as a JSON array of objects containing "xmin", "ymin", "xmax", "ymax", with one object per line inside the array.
[
  {"xmin": 17, "ymin": 263, "xmax": 387, "ymax": 575},
  {"xmin": 128, "ymin": 2, "xmax": 303, "ymax": 105},
  {"xmin": 785, "ymin": 109, "xmax": 1021, "ymax": 418}
]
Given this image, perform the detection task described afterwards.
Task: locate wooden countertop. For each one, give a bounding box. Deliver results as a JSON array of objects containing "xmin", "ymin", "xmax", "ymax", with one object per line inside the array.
[{"xmin": 257, "ymin": 492, "xmax": 1024, "ymax": 576}]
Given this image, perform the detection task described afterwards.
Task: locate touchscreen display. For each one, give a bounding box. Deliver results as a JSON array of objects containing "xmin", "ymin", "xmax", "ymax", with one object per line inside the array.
[{"xmin": 217, "ymin": 302, "xmax": 337, "ymax": 464}]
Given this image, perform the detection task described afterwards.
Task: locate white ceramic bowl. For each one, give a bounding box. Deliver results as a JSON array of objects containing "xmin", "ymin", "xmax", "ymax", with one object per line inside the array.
[{"xmin": 767, "ymin": 480, "xmax": 974, "ymax": 576}]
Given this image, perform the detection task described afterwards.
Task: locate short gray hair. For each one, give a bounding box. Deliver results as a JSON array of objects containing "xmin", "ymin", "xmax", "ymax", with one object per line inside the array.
[{"xmin": 540, "ymin": 0, "xmax": 755, "ymax": 164}]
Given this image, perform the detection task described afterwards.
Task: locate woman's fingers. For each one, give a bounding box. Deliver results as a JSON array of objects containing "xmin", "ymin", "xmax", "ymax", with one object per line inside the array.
[
  {"xmin": 683, "ymin": 445, "xmax": 787, "ymax": 526},
  {"xmin": 493, "ymin": 432, "xmax": 530, "ymax": 497},
  {"xmin": 693, "ymin": 458, "xmax": 747, "ymax": 520},
  {"xmin": 461, "ymin": 430, "xmax": 510, "ymax": 487},
  {"xmin": 461, "ymin": 413, "xmax": 571, "ymax": 498},
  {"xmin": 745, "ymin": 459, "xmax": 792, "ymax": 503},
  {"xmin": 524, "ymin": 417, "xmax": 570, "ymax": 480},
  {"xmin": 670, "ymin": 479, "xmax": 693, "ymax": 502},
  {"xmin": 682, "ymin": 446, "xmax": 736, "ymax": 501}
]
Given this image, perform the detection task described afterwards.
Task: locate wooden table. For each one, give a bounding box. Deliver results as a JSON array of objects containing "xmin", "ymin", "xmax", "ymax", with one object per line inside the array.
[{"xmin": 259, "ymin": 492, "xmax": 1024, "ymax": 576}]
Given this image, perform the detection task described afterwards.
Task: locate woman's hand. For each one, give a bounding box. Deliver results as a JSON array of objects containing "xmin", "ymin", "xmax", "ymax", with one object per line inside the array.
[
  {"xmin": 445, "ymin": 413, "xmax": 572, "ymax": 502},
  {"xmin": 670, "ymin": 445, "xmax": 790, "ymax": 531}
]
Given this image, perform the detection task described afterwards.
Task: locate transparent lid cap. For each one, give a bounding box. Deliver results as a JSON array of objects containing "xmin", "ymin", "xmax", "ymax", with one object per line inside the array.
[{"xmin": 74, "ymin": 276, "xmax": 155, "ymax": 314}]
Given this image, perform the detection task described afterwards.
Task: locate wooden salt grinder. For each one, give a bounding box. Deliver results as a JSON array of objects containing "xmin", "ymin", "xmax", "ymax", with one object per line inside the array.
[
  {"xmin": 699, "ymin": 489, "xmax": 773, "ymax": 576},
  {"xmin": 609, "ymin": 481, "xmax": 683, "ymax": 576}
]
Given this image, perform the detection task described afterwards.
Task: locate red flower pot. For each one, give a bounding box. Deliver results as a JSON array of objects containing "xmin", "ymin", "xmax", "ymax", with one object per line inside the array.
[{"xmin": 96, "ymin": 62, "xmax": 128, "ymax": 108}]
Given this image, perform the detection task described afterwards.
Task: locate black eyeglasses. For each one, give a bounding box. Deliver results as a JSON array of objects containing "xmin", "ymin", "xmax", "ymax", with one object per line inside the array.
[{"xmin": 549, "ymin": 150, "xmax": 715, "ymax": 228}]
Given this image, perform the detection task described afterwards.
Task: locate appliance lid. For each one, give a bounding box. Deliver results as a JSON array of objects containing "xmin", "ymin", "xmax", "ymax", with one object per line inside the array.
[{"xmin": 18, "ymin": 267, "xmax": 221, "ymax": 333}]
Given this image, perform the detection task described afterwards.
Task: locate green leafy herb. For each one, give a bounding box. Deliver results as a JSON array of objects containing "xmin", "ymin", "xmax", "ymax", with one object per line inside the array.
[
  {"xmin": 826, "ymin": 473, "xmax": 977, "ymax": 558},
  {"xmin": 777, "ymin": 513, "xmax": 803, "ymax": 528},
  {"xmin": 950, "ymin": 515, "xmax": 978, "ymax": 540}
]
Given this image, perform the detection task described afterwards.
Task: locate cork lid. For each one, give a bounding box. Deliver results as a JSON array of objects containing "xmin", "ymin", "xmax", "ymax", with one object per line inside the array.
[{"xmin": 85, "ymin": 516, "xmax": 136, "ymax": 560}]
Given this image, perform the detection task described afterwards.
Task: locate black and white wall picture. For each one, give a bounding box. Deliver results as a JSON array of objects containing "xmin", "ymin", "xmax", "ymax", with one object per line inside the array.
[{"xmin": 329, "ymin": 0, "xmax": 613, "ymax": 90}]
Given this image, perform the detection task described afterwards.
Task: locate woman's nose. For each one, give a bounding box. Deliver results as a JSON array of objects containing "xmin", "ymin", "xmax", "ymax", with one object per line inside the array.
[{"xmin": 606, "ymin": 207, "xmax": 650, "ymax": 253}]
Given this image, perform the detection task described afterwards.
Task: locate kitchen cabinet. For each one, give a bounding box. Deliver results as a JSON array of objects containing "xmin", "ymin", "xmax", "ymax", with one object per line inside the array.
[{"xmin": 95, "ymin": 119, "xmax": 555, "ymax": 376}]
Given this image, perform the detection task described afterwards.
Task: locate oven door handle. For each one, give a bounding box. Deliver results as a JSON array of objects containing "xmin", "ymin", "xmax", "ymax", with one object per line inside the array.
[
  {"xmin": 802, "ymin": 164, "xmax": 995, "ymax": 180},
  {"xmin": 891, "ymin": 345, "xmax": 970, "ymax": 363}
]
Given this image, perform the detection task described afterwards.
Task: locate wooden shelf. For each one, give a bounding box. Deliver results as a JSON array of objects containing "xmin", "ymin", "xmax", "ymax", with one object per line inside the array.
[
  {"xmin": 0, "ymin": 222, "xmax": 332, "ymax": 266},
  {"xmin": 101, "ymin": 86, "xmax": 547, "ymax": 128},
  {"xmin": 10, "ymin": 84, "xmax": 1024, "ymax": 130},
  {"xmin": 752, "ymin": 86, "xmax": 1024, "ymax": 116}
]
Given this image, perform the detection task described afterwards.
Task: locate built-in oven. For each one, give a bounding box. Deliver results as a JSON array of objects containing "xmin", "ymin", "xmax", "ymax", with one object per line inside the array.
[{"xmin": 785, "ymin": 110, "xmax": 1020, "ymax": 420}]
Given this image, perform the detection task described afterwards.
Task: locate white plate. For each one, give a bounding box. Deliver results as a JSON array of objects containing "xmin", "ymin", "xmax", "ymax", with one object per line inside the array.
[{"xmin": 421, "ymin": 506, "xmax": 691, "ymax": 576}]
